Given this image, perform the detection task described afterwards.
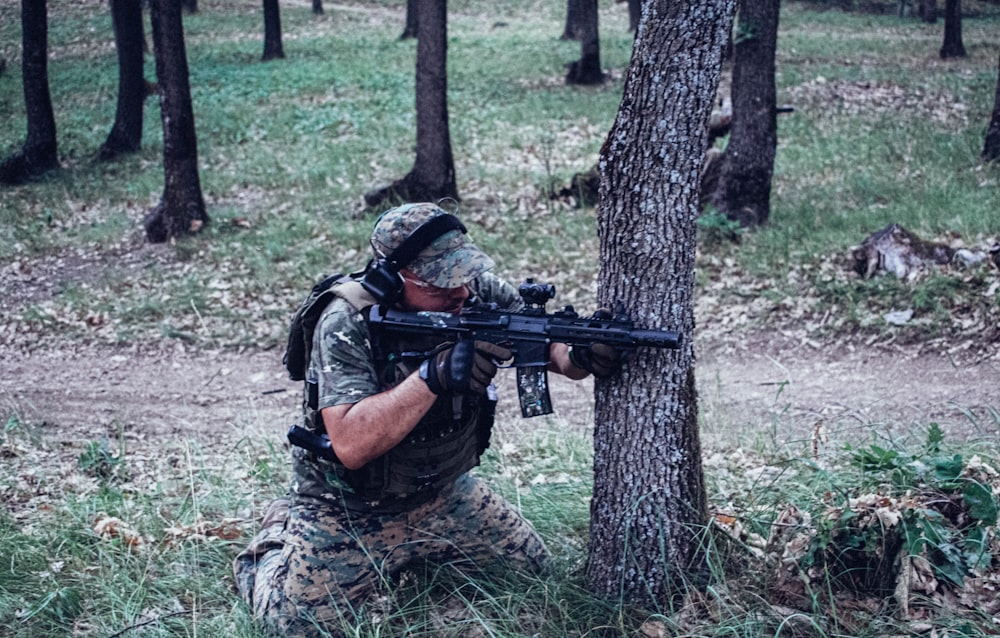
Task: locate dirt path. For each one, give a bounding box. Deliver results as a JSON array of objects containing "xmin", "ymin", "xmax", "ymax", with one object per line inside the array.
[
  {"xmin": 697, "ymin": 339, "xmax": 1000, "ymax": 448},
  {"xmin": 2, "ymin": 336, "xmax": 997, "ymax": 461}
]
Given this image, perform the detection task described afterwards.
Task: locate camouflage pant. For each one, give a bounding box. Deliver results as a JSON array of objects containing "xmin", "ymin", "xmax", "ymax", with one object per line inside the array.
[{"xmin": 233, "ymin": 473, "xmax": 549, "ymax": 637}]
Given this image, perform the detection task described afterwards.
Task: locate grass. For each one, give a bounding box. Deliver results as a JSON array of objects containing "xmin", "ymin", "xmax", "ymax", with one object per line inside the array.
[
  {"xmin": 2, "ymin": 405, "xmax": 998, "ymax": 637},
  {"xmin": 2, "ymin": 0, "xmax": 1000, "ymax": 636}
]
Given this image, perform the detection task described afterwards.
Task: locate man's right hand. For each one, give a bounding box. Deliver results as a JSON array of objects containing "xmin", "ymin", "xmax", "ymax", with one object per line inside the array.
[{"xmin": 421, "ymin": 340, "xmax": 512, "ymax": 395}]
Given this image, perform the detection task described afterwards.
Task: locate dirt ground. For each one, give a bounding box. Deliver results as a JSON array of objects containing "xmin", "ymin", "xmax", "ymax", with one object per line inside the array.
[{"xmin": 2, "ymin": 331, "xmax": 997, "ymax": 463}]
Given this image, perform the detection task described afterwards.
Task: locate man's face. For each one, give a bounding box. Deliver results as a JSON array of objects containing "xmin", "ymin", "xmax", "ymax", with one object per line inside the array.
[{"xmin": 397, "ymin": 269, "xmax": 470, "ymax": 315}]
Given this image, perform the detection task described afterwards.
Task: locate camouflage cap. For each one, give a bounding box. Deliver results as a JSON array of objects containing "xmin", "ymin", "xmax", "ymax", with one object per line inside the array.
[{"xmin": 371, "ymin": 203, "xmax": 495, "ymax": 288}]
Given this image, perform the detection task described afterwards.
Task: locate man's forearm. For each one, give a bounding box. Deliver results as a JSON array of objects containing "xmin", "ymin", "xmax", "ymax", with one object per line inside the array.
[
  {"xmin": 549, "ymin": 342, "xmax": 589, "ymax": 380},
  {"xmin": 321, "ymin": 372, "xmax": 436, "ymax": 470}
]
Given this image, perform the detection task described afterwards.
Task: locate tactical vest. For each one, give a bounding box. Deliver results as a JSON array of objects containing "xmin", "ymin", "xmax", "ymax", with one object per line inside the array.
[{"xmin": 300, "ymin": 278, "xmax": 496, "ymax": 504}]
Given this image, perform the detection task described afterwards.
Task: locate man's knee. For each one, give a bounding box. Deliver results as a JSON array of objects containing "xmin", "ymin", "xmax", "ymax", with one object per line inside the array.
[{"xmin": 440, "ymin": 475, "xmax": 551, "ymax": 572}]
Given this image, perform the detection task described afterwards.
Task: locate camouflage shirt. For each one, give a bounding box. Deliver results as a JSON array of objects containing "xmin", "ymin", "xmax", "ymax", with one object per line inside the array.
[{"xmin": 290, "ymin": 271, "xmax": 522, "ymax": 505}]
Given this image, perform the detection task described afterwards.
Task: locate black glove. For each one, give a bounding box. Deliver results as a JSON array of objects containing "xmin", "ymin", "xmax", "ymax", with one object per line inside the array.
[
  {"xmin": 569, "ymin": 307, "xmax": 625, "ymax": 378},
  {"xmin": 569, "ymin": 342, "xmax": 623, "ymax": 378},
  {"xmin": 420, "ymin": 340, "xmax": 512, "ymax": 395}
]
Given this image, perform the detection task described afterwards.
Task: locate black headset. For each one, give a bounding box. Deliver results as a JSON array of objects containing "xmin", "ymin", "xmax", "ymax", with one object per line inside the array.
[{"xmin": 360, "ymin": 212, "xmax": 468, "ymax": 304}]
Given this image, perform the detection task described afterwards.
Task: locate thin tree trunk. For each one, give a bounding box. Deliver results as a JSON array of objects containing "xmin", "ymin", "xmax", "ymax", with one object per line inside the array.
[
  {"xmin": 1, "ymin": 0, "xmax": 58, "ymax": 185},
  {"xmin": 364, "ymin": 0, "xmax": 457, "ymax": 207},
  {"xmin": 401, "ymin": 0, "xmax": 418, "ymax": 39},
  {"xmin": 566, "ymin": 0, "xmax": 603, "ymax": 85},
  {"xmin": 921, "ymin": 0, "xmax": 937, "ymax": 23},
  {"xmin": 588, "ymin": 0, "xmax": 735, "ymax": 606},
  {"xmin": 627, "ymin": 0, "xmax": 641, "ymax": 32},
  {"xmin": 562, "ymin": 0, "xmax": 583, "ymax": 40},
  {"xmin": 710, "ymin": 0, "xmax": 780, "ymax": 227},
  {"xmin": 312, "ymin": 0, "xmax": 323, "ymax": 15},
  {"xmin": 409, "ymin": 0, "xmax": 457, "ymax": 199},
  {"xmin": 983, "ymin": 52, "xmax": 1000, "ymax": 163},
  {"xmin": 101, "ymin": 0, "xmax": 147, "ymax": 160},
  {"xmin": 939, "ymin": 0, "xmax": 965, "ymax": 58},
  {"xmin": 145, "ymin": 0, "xmax": 208, "ymax": 243},
  {"xmin": 262, "ymin": 0, "xmax": 285, "ymax": 61}
]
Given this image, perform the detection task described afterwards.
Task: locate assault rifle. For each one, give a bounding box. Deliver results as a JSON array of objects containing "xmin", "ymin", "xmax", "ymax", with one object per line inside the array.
[{"xmin": 368, "ymin": 279, "xmax": 681, "ymax": 418}]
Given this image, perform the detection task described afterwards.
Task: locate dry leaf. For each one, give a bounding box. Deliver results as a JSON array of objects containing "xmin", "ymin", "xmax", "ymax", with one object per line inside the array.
[
  {"xmin": 163, "ymin": 517, "xmax": 245, "ymax": 544},
  {"xmin": 93, "ymin": 513, "xmax": 144, "ymax": 548}
]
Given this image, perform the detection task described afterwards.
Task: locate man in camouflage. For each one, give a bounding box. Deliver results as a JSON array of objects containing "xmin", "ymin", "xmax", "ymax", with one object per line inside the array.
[{"xmin": 234, "ymin": 203, "xmax": 622, "ymax": 636}]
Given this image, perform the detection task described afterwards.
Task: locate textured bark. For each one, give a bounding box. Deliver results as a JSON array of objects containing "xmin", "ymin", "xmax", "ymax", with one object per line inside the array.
[
  {"xmin": 401, "ymin": 0, "xmax": 418, "ymax": 39},
  {"xmin": 710, "ymin": 0, "xmax": 779, "ymax": 227},
  {"xmin": 145, "ymin": 0, "xmax": 208, "ymax": 243},
  {"xmin": 588, "ymin": 0, "xmax": 735, "ymax": 606},
  {"xmin": 365, "ymin": 0, "xmax": 457, "ymax": 208},
  {"xmin": 1, "ymin": 0, "xmax": 58, "ymax": 185},
  {"xmin": 262, "ymin": 0, "xmax": 285, "ymax": 61},
  {"xmin": 566, "ymin": 0, "xmax": 604, "ymax": 85},
  {"xmin": 983, "ymin": 52, "xmax": 1000, "ymax": 163},
  {"xmin": 101, "ymin": 0, "xmax": 147, "ymax": 161},
  {"xmin": 939, "ymin": 0, "xmax": 965, "ymax": 58}
]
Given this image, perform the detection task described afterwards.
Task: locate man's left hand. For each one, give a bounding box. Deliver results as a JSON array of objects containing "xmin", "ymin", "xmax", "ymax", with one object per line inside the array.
[
  {"xmin": 569, "ymin": 342, "xmax": 624, "ymax": 378},
  {"xmin": 567, "ymin": 307, "xmax": 628, "ymax": 378}
]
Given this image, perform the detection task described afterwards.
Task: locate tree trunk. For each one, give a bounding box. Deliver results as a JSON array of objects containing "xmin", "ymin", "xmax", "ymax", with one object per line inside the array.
[
  {"xmin": 262, "ymin": 0, "xmax": 285, "ymax": 61},
  {"xmin": 562, "ymin": 0, "xmax": 583, "ymax": 40},
  {"xmin": 627, "ymin": 0, "xmax": 641, "ymax": 32},
  {"xmin": 101, "ymin": 0, "xmax": 147, "ymax": 161},
  {"xmin": 939, "ymin": 0, "xmax": 965, "ymax": 58},
  {"xmin": 1, "ymin": 0, "xmax": 59, "ymax": 185},
  {"xmin": 566, "ymin": 0, "xmax": 603, "ymax": 85},
  {"xmin": 401, "ymin": 0, "xmax": 418, "ymax": 39},
  {"xmin": 710, "ymin": 0, "xmax": 780, "ymax": 227},
  {"xmin": 364, "ymin": 0, "xmax": 457, "ymax": 207},
  {"xmin": 312, "ymin": 0, "xmax": 323, "ymax": 15},
  {"xmin": 588, "ymin": 0, "xmax": 735, "ymax": 607},
  {"xmin": 920, "ymin": 0, "xmax": 937, "ymax": 23},
  {"xmin": 145, "ymin": 0, "xmax": 208, "ymax": 243},
  {"xmin": 983, "ymin": 52, "xmax": 1000, "ymax": 163},
  {"xmin": 181, "ymin": 0, "xmax": 197, "ymax": 13}
]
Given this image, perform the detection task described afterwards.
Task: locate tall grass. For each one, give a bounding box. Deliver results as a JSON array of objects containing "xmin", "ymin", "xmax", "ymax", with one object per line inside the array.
[{"xmin": 3, "ymin": 400, "xmax": 997, "ymax": 637}]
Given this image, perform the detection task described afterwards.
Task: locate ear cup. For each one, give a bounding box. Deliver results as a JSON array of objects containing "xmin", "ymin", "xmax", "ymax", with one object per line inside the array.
[{"xmin": 360, "ymin": 262, "xmax": 405, "ymax": 303}]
